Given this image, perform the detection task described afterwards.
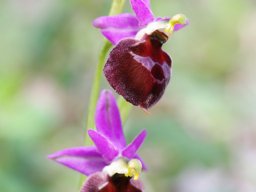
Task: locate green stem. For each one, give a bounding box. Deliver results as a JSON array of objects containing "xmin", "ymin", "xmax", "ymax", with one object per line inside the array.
[
  {"xmin": 79, "ymin": 0, "xmax": 126, "ymax": 189},
  {"xmin": 80, "ymin": 36, "xmax": 111, "ymax": 192},
  {"xmin": 85, "ymin": 41, "xmax": 112, "ymax": 142},
  {"xmin": 109, "ymin": 0, "xmax": 126, "ymax": 15},
  {"xmin": 85, "ymin": 0, "xmax": 126, "ymax": 144}
]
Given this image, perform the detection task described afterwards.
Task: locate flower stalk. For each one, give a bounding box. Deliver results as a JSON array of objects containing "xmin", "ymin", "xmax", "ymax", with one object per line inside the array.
[
  {"xmin": 82, "ymin": 0, "xmax": 127, "ymax": 189},
  {"xmin": 86, "ymin": 41, "xmax": 112, "ymax": 140},
  {"xmin": 85, "ymin": 0, "xmax": 126, "ymax": 143}
]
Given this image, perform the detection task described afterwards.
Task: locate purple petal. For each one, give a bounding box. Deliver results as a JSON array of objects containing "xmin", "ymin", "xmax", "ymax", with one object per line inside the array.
[
  {"xmin": 173, "ymin": 21, "xmax": 189, "ymax": 31},
  {"xmin": 93, "ymin": 13, "xmax": 139, "ymax": 29},
  {"xmin": 88, "ymin": 130, "xmax": 119, "ymax": 162},
  {"xmin": 48, "ymin": 146, "xmax": 106, "ymax": 176},
  {"xmin": 122, "ymin": 130, "xmax": 147, "ymax": 158},
  {"xmin": 93, "ymin": 14, "xmax": 140, "ymax": 44},
  {"xmin": 142, "ymin": 0, "xmax": 150, "ymax": 7},
  {"xmin": 101, "ymin": 28, "xmax": 138, "ymax": 45},
  {"xmin": 95, "ymin": 90, "xmax": 126, "ymax": 148},
  {"xmin": 130, "ymin": 0, "xmax": 154, "ymax": 26}
]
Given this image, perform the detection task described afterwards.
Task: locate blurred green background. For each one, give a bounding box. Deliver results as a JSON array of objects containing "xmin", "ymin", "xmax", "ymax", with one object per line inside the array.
[{"xmin": 1, "ymin": 0, "xmax": 256, "ymax": 191}]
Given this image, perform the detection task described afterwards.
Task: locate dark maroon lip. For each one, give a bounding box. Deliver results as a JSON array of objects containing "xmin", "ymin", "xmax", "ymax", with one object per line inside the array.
[
  {"xmin": 104, "ymin": 31, "xmax": 172, "ymax": 109},
  {"xmin": 81, "ymin": 172, "xmax": 143, "ymax": 192},
  {"xmin": 99, "ymin": 174, "xmax": 142, "ymax": 192}
]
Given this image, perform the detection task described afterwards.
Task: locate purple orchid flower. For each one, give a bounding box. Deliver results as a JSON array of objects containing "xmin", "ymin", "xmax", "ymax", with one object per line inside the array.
[
  {"xmin": 93, "ymin": 0, "xmax": 188, "ymax": 109},
  {"xmin": 93, "ymin": 0, "xmax": 188, "ymax": 45},
  {"xmin": 49, "ymin": 90, "xmax": 146, "ymax": 191}
]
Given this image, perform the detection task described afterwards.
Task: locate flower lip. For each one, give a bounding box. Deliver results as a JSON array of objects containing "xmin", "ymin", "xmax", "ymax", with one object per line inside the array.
[
  {"xmin": 81, "ymin": 172, "xmax": 143, "ymax": 192},
  {"xmin": 103, "ymin": 34, "xmax": 172, "ymax": 109}
]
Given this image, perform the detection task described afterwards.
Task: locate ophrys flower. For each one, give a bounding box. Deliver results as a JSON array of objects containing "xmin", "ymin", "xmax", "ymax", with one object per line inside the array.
[
  {"xmin": 49, "ymin": 90, "xmax": 146, "ymax": 191},
  {"xmin": 94, "ymin": 0, "xmax": 188, "ymax": 109}
]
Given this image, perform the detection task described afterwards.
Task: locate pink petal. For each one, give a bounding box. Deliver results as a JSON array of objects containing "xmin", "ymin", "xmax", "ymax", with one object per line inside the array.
[
  {"xmin": 88, "ymin": 130, "xmax": 119, "ymax": 163},
  {"xmin": 174, "ymin": 21, "xmax": 189, "ymax": 31},
  {"xmin": 142, "ymin": 0, "xmax": 150, "ymax": 7},
  {"xmin": 93, "ymin": 13, "xmax": 139, "ymax": 29},
  {"xmin": 95, "ymin": 90, "xmax": 126, "ymax": 148},
  {"xmin": 122, "ymin": 130, "xmax": 147, "ymax": 158},
  {"xmin": 101, "ymin": 28, "xmax": 138, "ymax": 45},
  {"xmin": 48, "ymin": 147, "xmax": 107, "ymax": 176},
  {"xmin": 130, "ymin": 0, "xmax": 154, "ymax": 26},
  {"xmin": 93, "ymin": 14, "xmax": 140, "ymax": 44}
]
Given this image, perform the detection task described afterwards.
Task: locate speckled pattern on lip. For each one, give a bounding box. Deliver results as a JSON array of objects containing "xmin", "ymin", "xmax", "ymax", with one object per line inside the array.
[{"xmin": 104, "ymin": 32, "xmax": 172, "ymax": 109}]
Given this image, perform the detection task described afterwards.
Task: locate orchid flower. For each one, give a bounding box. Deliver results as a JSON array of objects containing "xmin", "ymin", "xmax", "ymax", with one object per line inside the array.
[
  {"xmin": 49, "ymin": 90, "xmax": 146, "ymax": 191},
  {"xmin": 93, "ymin": 0, "xmax": 188, "ymax": 45},
  {"xmin": 94, "ymin": 0, "xmax": 189, "ymax": 109}
]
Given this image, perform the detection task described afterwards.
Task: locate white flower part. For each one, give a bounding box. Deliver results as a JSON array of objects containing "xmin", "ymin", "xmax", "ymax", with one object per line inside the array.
[
  {"xmin": 135, "ymin": 14, "xmax": 188, "ymax": 41},
  {"xmin": 135, "ymin": 20, "xmax": 170, "ymax": 40},
  {"xmin": 103, "ymin": 158, "xmax": 129, "ymax": 177},
  {"xmin": 102, "ymin": 158, "xmax": 142, "ymax": 180}
]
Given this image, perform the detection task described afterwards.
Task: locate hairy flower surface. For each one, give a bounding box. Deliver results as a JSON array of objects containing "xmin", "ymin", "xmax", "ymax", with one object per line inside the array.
[
  {"xmin": 49, "ymin": 90, "xmax": 146, "ymax": 191},
  {"xmin": 81, "ymin": 172, "xmax": 143, "ymax": 192},
  {"xmin": 94, "ymin": 0, "xmax": 188, "ymax": 109}
]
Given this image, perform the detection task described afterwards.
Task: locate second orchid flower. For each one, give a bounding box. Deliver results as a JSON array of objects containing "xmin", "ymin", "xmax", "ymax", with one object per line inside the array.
[{"xmin": 49, "ymin": 90, "xmax": 147, "ymax": 191}]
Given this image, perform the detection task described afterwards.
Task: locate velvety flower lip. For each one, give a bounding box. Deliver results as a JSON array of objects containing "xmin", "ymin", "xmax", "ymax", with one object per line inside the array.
[
  {"xmin": 81, "ymin": 172, "xmax": 143, "ymax": 192},
  {"xmin": 48, "ymin": 90, "xmax": 147, "ymax": 176},
  {"xmin": 93, "ymin": 0, "xmax": 189, "ymax": 44}
]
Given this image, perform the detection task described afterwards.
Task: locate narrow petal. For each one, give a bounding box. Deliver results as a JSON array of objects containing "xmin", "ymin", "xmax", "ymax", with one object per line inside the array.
[
  {"xmin": 130, "ymin": 0, "xmax": 154, "ymax": 26},
  {"xmin": 48, "ymin": 147, "xmax": 106, "ymax": 176},
  {"xmin": 142, "ymin": 0, "xmax": 150, "ymax": 7},
  {"xmin": 95, "ymin": 90, "xmax": 126, "ymax": 149},
  {"xmin": 101, "ymin": 28, "xmax": 138, "ymax": 45},
  {"xmin": 88, "ymin": 130, "xmax": 119, "ymax": 162},
  {"xmin": 122, "ymin": 130, "xmax": 147, "ymax": 158},
  {"xmin": 173, "ymin": 21, "xmax": 189, "ymax": 31},
  {"xmin": 93, "ymin": 13, "xmax": 139, "ymax": 29}
]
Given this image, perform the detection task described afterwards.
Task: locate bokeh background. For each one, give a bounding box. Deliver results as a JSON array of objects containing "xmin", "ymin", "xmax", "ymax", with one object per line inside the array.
[{"xmin": 1, "ymin": 0, "xmax": 256, "ymax": 191}]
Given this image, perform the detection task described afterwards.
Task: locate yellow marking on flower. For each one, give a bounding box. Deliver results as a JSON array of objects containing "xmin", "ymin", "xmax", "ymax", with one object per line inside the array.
[
  {"xmin": 125, "ymin": 159, "xmax": 142, "ymax": 180},
  {"xmin": 165, "ymin": 14, "xmax": 187, "ymax": 35}
]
